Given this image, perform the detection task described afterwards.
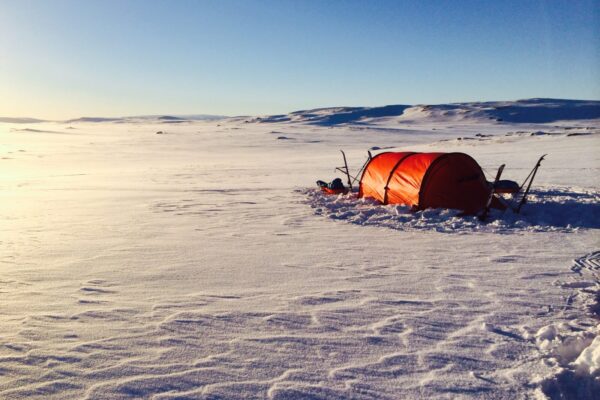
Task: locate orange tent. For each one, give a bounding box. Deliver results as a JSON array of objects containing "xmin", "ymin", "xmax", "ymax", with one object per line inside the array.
[{"xmin": 358, "ymin": 152, "xmax": 491, "ymax": 214}]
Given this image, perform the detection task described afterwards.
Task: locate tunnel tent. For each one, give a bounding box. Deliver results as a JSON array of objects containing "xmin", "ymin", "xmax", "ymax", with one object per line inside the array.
[{"xmin": 358, "ymin": 152, "xmax": 491, "ymax": 214}]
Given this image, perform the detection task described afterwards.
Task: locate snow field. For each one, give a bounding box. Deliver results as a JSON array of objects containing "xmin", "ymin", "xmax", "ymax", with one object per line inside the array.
[{"xmin": 0, "ymin": 110, "xmax": 598, "ymax": 399}]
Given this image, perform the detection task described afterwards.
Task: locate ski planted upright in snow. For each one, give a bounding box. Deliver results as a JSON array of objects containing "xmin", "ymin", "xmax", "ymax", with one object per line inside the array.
[
  {"xmin": 479, "ymin": 163, "xmax": 505, "ymax": 221},
  {"xmin": 515, "ymin": 154, "xmax": 547, "ymax": 213},
  {"xmin": 336, "ymin": 150, "xmax": 353, "ymax": 191}
]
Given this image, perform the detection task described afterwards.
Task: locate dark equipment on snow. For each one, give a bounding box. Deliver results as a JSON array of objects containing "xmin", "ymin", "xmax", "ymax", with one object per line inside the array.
[{"xmin": 316, "ymin": 178, "xmax": 349, "ymax": 195}]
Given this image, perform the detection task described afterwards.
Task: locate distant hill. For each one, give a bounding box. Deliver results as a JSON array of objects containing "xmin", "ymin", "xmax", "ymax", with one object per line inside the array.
[
  {"xmin": 1, "ymin": 114, "xmax": 225, "ymax": 124},
  {"xmin": 252, "ymin": 105, "xmax": 412, "ymax": 125},
  {"xmin": 251, "ymin": 99, "xmax": 600, "ymax": 126},
  {"xmin": 3, "ymin": 100, "xmax": 598, "ymax": 126},
  {"xmin": 65, "ymin": 117, "xmax": 122, "ymax": 123},
  {"xmin": 0, "ymin": 117, "xmax": 46, "ymax": 123},
  {"xmin": 65, "ymin": 115, "xmax": 225, "ymax": 124},
  {"xmin": 398, "ymin": 99, "xmax": 600, "ymax": 124}
]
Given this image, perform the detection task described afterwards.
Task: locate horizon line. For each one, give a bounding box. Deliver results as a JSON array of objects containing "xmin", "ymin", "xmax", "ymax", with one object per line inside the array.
[{"xmin": 2, "ymin": 97, "xmax": 599, "ymax": 122}]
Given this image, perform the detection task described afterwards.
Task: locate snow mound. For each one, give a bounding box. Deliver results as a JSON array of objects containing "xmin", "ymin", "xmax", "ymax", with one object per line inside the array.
[
  {"xmin": 305, "ymin": 187, "xmax": 599, "ymax": 233},
  {"xmin": 573, "ymin": 336, "xmax": 600, "ymax": 375}
]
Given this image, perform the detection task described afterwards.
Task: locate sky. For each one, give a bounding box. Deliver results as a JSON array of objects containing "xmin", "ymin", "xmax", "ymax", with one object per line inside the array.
[{"xmin": 0, "ymin": 0, "xmax": 598, "ymax": 119}]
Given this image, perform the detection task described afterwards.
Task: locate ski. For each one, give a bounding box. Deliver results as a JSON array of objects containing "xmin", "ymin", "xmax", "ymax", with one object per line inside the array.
[
  {"xmin": 479, "ymin": 163, "xmax": 505, "ymax": 221},
  {"xmin": 335, "ymin": 150, "xmax": 353, "ymax": 191},
  {"xmin": 515, "ymin": 154, "xmax": 546, "ymax": 213}
]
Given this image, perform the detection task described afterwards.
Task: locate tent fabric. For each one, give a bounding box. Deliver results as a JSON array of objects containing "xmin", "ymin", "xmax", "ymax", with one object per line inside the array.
[{"xmin": 358, "ymin": 152, "xmax": 490, "ymax": 214}]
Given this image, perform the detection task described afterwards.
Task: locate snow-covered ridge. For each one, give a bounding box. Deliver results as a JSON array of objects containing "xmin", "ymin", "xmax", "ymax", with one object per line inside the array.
[
  {"xmin": 3, "ymin": 99, "xmax": 598, "ymax": 126},
  {"xmin": 251, "ymin": 98, "xmax": 600, "ymax": 126},
  {"xmin": 0, "ymin": 115, "xmax": 226, "ymax": 124},
  {"xmin": 251, "ymin": 105, "xmax": 412, "ymax": 125},
  {"xmin": 0, "ymin": 117, "xmax": 46, "ymax": 124},
  {"xmin": 64, "ymin": 114, "xmax": 226, "ymax": 124}
]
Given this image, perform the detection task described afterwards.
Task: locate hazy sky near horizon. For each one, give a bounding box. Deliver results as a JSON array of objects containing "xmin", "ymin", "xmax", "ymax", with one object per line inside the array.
[{"xmin": 1, "ymin": 0, "xmax": 598, "ymax": 119}]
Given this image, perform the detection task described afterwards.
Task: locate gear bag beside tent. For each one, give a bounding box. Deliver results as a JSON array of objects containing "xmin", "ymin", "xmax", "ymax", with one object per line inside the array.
[{"xmin": 358, "ymin": 152, "xmax": 491, "ymax": 214}]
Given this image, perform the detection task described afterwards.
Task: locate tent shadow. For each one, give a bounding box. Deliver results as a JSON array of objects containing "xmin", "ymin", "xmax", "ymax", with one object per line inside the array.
[
  {"xmin": 499, "ymin": 187, "xmax": 600, "ymax": 230},
  {"xmin": 515, "ymin": 200, "xmax": 600, "ymax": 230}
]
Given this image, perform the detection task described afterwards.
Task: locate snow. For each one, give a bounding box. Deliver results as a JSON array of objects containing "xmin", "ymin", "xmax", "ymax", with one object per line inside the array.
[
  {"xmin": 574, "ymin": 335, "xmax": 600, "ymax": 375},
  {"xmin": 533, "ymin": 251, "xmax": 600, "ymax": 399},
  {"xmin": 0, "ymin": 99, "xmax": 599, "ymax": 399},
  {"xmin": 306, "ymin": 186, "xmax": 599, "ymax": 233}
]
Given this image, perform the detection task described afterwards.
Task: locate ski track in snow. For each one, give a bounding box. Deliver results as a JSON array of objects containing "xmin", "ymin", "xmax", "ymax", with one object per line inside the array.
[{"xmin": 0, "ymin": 113, "xmax": 598, "ymax": 399}]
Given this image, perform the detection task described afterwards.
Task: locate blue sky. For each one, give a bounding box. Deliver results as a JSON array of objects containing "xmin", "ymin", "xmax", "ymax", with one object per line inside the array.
[{"xmin": 0, "ymin": 0, "xmax": 598, "ymax": 118}]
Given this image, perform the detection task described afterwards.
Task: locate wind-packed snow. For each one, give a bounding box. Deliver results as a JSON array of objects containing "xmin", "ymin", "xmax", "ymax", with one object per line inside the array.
[{"xmin": 0, "ymin": 100, "xmax": 598, "ymax": 399}]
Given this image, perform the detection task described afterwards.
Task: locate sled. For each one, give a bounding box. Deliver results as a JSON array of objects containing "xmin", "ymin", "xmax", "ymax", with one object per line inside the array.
[
  {"xmin": 320, "ymin": 186, "xmax": 349, "ymax": 195},
  {"xmin": 317, "ymin": 151, "xmax": 372, "ymax": 196},
  {"xmin": 316, "ymin": 178, "xmax": 349, "ymax": 195}
]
